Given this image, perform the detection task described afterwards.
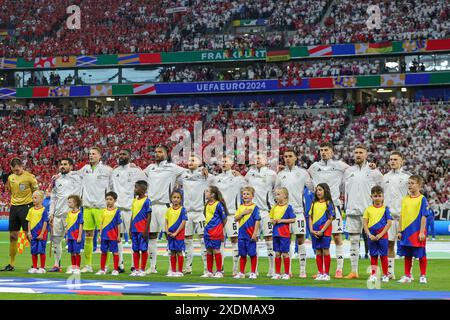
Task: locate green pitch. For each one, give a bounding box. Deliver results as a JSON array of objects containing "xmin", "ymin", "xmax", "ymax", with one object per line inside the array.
[{"xmin": 0, "ymin": 233, "xmax": 449, "ymax": 300}]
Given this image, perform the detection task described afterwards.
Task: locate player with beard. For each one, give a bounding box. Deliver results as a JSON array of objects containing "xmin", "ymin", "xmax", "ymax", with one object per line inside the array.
[
  {"xmin": 176, "ymin": 155, "xmax": 212, "ymax": 274},
  {"xmin": 144, "ymin": 145, "xmax": 185, "ymax": 273},
  {"xmin": 343, "ymin": 145, "xmax": 383, "ymax": 279},
  {"xmin": 111, "ymin": 149, "xmax": 146, "ymax": 272},
  {"xmin": 48, "ymin": 158, "xmax": 82, "ymax": 272}
]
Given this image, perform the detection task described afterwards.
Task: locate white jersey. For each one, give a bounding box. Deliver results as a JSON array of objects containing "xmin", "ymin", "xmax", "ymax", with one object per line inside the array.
[
  {"xmin": 275, "ymin": 166, "xmax": 314, "ymax": 214},
  {"xmin": 343, "ymin": 163, "xmax": 383, "ymax": 216},
  {"xmin": 111, "ymin": 164, "xmax": 147, "ymax": 209},
  {"xmin": 245, "ymin": 166, "xmax": 276, "ymax": 212},
  {"xmin": 49, "ymin": 173, "xmax": 82, "ymax": 218},
  {"xmin": 383, "ymin": 169, "xmax": 410, "ymax": 216},
  {"xmin": 144, "ymin": 160, "xmax": 185, "ymax": 205},
  {"xmin": 76, "ymin": 162, "xmax": 113, "ymax": 208},
  {"xmin": 308, "ymin": 159, "xmax": 349, "ymax": 206},
  {"xmin": 212, "ymin": 170, "xmax": 246, "ymax": 215},
  {"xmin": 177, "ymin": 167, "xmax": 213, "ymax": 213}
]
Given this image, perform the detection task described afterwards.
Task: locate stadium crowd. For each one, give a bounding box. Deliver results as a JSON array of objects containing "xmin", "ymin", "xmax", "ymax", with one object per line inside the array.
[
  {"xmin": 0, "ymin": 99, "xmax": 448, "ymax": 212},
  {"xmin": 160, "ymin": 59, "xmax": 383, "ymax": 83},
  {"xmin": 1, "ymin": 0, "xmax": 448, "ymax": 57}
]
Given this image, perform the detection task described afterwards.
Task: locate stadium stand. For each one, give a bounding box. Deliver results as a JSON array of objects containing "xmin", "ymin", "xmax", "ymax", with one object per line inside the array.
[{"xmin": 1, "ymin": 0, "xmax": 448, "ymax": 57}]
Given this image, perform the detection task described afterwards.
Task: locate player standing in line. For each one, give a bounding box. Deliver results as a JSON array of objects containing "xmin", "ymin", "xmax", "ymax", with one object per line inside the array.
[
  {"xmin": 65, "ymin": 195, "xmax": 84, "ymax": 274},
  {"xmin": 175, "ymin": 155, "xmax": 212, "ymax": 275},
  {"xmin": 1, "ymin": 158, "xmax": 38, "ymax": 272},
  {"xmin": 144, "ymin": 145, "xmax": 185, "ymax": 274},
  {"xmin": 211, "ymin": 156, "xmax": 246, "ymax": 276},
  {"xmin": 130, "ymin": 181, "xmax": 152, "ymax": 277},
  {"xmin": 383, "ymin": 151, "xmax": 410, "ymax": 279},
  {"xmin": 309, "ymin": 183, "xmax": 335, "ymax": 281},
  {"xmin": 96, "ymin": 192, "xmax": 122, "ymax": 276},
  {"xmin": 343, "ymin": 145, "xmax": 383, "ymax": 279},
  {"xmin": 363, "ymin": 186, "xmax": 393, "ymax": 283},
  {"xmin": 110, "ymin": 149, "xmax": 146, "ymax": 272},
  {"xmin": 397, "ymin": 175, "xmax": 429, "ymax": 284},
  {"xmin": 48, "ymin": 158, "xmax": 82, "ymax": 272},
  {"xmin": 26, "ymin": 191, "xmax": 49, "ymax": 274},
  {"xmin": 270, "ymin": 187, "xmax": 296, "ymax": 280},
  {"xmin": 75, "ymin": 147, "xmax": 113, "ymax": 273},
  {"xmin": 275, "ymin": 149, "xmax": 314, "ymax": 278},
  {"xmin": 308, "ymin": 142, "xmax": 348, "ymax": 278},
  {"xmin": 233, "ymin": 186, "xmax": 261, "ymax": 279},
  {"xmin": 245, "ymin": 153, "xmax": 277, "ymax": 277},
  {"xmin": 165, "ymin": 190, "xmax": 188, "ymax": 277},
  {"xmin": 202, "ymin": 186, "xmax": 228, "ymax": 278}
]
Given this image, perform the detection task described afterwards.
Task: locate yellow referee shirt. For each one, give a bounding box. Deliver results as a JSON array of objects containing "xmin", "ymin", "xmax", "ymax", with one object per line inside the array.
[{"xmin": 7, "ymin": 171, "xmax": 38, "ymax": 206}]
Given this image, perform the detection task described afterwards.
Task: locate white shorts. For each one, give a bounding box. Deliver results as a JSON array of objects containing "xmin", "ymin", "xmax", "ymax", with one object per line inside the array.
[
  {"xmin": 52, "ymin": 216, "xmax": 67, "ymax": 237},
  {"xmin": 290, "ymin": 212, "xmax": 306, "ymax": 235},
  {"xmin": 332, "ymin": 206, "xmax": 344, "ymax": 234},
  {"xmin": 260, "ymin": 211, "xmax": 273, "ymax": 237},
  {"xmin": 119, "ymin": 208, "xmax": 132, "ymax": 235},
  {"xmin": 150, "ymin": 204, "xmax": 169, "ymax": 233},
  {"xmin": 185, "ymin": 211, "xmax": 206, "ymax": 236},
  {"xmin": 225, "ymin": 215, "xmax": 238, "ymax": 238},
  {"xmin": 345, "ymin": 215, "xmax": 363, "ymax": 234},
  {"xmin": 388, "ymin": 216, "xmax": 399, "ymax": 241}
]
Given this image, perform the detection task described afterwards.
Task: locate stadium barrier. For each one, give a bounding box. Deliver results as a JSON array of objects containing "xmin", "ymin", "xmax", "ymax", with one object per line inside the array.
[{"xmin": 1, "ymin": 72, "xmax": 450, "ymax": 99}]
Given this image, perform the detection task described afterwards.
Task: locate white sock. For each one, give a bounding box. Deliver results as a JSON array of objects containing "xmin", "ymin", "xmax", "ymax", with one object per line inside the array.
[
  {"xmin": 220, "ymin": 241, "xmax": 225, "ymax": 271},
  {"xmin": 149, "ymin": 239, "xmax": 158, "ymax": 270},
  {"xmin": 232, "ymin": 242, "xmax": 239, "ymax": 274},
  {"xmin": 52, "ymin": 236, "xmax": 63, "ymax": 267},
  {"xmin": 299, "ymin": 244, "xmax": 307, "ymax": 274},
  {"xmin": 388, "ymin": 257, "xmax": 395, "ymax": 276},
  {"xmin": 118, "ymin": 238, "xmax": 124, "ymax": 269},
  {"xmin": 350, "ymin": 236, "xmax": 360, "ymax": 273},
  {"xmin": 336, "ymin": 244, "xmax": 344, "ymax": 271},
  {"xmin": 266, "ymin": 240, "xmax": 274, "ymax": 275},
  {"xmin": 185, "ymin": 238, "xmax": 194, "ymax": 270},
  {"xmin": 289, "ymin": 240, "xmax": 295, "ymax": 274},
  {"xmin": 200, "ymin": 238, "xmax": 207, "ymax": 273}
]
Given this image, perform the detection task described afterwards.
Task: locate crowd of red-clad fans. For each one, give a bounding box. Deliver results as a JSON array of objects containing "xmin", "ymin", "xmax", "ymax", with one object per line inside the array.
[
  {"xmin": 0, "ymin": 0, "xmax": 448, "ymax": 57},
  {"xmin": 0, "ymin": 99, "xmax": 448, "ymax": 213}
]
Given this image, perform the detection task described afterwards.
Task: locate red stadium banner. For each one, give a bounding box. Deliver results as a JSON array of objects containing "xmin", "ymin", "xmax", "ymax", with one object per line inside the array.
[
  {"xmin": 426, "ymin": 39, "xmax": 450, "ymax": 51},
  {"xmin": 309, "ymin": 77, "xmax": 334, "ymax": 89},
  {"xmin": 32, "ymin": 87, "xmax": 50, "ymax": 97},
  {"xmin": 139, "ymin": 53, "xmax": 162, "ymax": 64}
]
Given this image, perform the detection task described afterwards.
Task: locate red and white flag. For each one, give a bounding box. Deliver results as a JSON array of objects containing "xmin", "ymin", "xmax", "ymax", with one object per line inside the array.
[
  {"xmin": 307, "ymin": 45, "xmax": 332, "ymax": 57},
  {"xmin": 34, "ymin": 57, "xmax": 56, "ymax": 68},
  {"xmin": 133, "ymin": 84, "xmax": 156, "ymax": 95}
]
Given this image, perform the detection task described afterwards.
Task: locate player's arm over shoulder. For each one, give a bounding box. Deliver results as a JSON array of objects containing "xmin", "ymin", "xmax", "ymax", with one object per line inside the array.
[{"xmin": 337, "ymin": 160, "xmax": 350, "ymax": 172}]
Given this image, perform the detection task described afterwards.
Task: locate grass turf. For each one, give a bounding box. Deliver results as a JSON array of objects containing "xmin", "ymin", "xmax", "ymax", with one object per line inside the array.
[{"xmin": 0, "ymin": 233, "xmax": 449, "ymax": 300}]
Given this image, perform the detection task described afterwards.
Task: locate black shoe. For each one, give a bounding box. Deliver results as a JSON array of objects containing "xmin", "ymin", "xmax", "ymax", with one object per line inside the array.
[
  {"xmin": 130, "ymin": 266, "xmax": 135, "ymax": 272},
  {"xmin": 118, "ymin": 267, "xmax": 125, "ymax": 274},
  {"xmin": 1, "ymin": 264, "xmax": 15, "ymax": 271}
]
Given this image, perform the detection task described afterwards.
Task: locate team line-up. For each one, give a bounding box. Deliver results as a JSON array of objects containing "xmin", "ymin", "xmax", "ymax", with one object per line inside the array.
[{"xmin": 3, "ymin": 143, "xmax": 430, "ymax": 284}]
